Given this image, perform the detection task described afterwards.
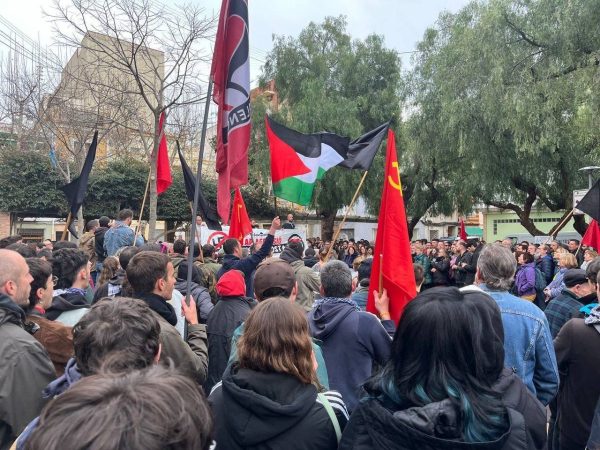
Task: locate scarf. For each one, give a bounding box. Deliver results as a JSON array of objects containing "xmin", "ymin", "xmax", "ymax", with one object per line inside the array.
[
  {"xmin": 135, "ymin": 292, "xmax": 178, "ymax": 326},
  {"xmin": 313, "ymin": 296, "xmax": 361, "ymax": 311},
  {"xmin": 585, "ymin": 304, "xmax": 600, "ymax": 335}
]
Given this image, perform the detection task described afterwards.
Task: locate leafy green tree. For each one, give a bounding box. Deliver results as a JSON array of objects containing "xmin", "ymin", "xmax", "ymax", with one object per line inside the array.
[
  {"xmin": 406, "ymin": 0, "xmax": 600, "ymax": 235},
  {"xmin": 256, "ymin": 16, "xmax": 402, "ymax": 239}
]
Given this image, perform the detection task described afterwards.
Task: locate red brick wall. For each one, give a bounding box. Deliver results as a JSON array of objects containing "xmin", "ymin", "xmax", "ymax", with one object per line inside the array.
[{"xmin": 0, "ymin": 212, "xmax": 11, "ymax": 238}]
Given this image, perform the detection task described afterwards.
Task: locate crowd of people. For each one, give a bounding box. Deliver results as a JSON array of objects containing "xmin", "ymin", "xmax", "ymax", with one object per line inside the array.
[{"xmin": 0, "ymin": 210, "xmax": 599, "ymax": 449}]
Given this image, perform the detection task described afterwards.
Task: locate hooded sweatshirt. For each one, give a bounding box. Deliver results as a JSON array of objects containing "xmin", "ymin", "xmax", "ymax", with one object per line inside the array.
[
  {"xmin": 307, "ymin": 298, "xmax": 392, "ymax": 412},
  {"xmin": 206, "ymin": 271, "xmax": 257, "ymax": 392},
  {"xmin": 92, "ymin": 268, "xmax": 126, "ymax": 303},
  {"xmin": 209, "ymin": 365, "xmax": 348, "ymax": 450},
  {"xmin": 46, "ymin": 290, "xmax": 90, "ymax": 326}
]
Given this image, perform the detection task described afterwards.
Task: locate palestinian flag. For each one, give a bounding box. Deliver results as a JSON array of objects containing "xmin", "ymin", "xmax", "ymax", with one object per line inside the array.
[{"xmin": 266, "ymin": 116, "xmax": 388, "ymax": 205}]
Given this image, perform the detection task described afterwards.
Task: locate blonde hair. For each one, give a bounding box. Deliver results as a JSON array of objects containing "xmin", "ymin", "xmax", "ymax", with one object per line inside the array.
[
  {"xmin": 238, "ymin": 298, "xmax": 318, "ymax": 386},
  {"xmin": 560, "ymin": 253, "xmax": 578, "ymax": 269},
  {"xmin": 97, "ymin": 256, "xmax": 119, "ymax": 285}
]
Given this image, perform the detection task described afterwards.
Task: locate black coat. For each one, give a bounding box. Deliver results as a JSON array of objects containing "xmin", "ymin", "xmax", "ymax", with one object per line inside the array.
[
  {"xmin": 430, "ymin": 257, "xmax": 450, "ymax": 285},
  {"xmin": 205, "ymin": 296, "xmax": 256, "ymax": 392},
  {"xmin": 453, "ymin": 251, "xmax": 476, "ymax": 286},
  {"xmin": 209, "ymin": 365, "xmax": 348, "ymax": 450},
  {"xmin": 94, "ymin": 227, "xmax": 108, "ymax": 263},
  {"xmin": 339, "ymin": 369, "xmax": 546, "ymax": 450}
]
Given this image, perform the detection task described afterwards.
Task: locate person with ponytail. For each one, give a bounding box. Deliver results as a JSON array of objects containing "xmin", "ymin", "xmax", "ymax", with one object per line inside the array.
[{"xmin": 339, "ymin": 287, "xmax": 547, "ymax": 450}]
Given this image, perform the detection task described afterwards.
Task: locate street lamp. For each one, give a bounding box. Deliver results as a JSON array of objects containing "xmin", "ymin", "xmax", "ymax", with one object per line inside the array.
[{"xmin": 579, "ymin": 166, "xmax": 600, "ymax": 189}]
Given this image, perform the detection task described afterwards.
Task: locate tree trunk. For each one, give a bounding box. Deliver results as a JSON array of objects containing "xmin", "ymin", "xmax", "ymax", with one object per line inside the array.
[
  {"xmin": 165, "ymin": 220, "xmax": 176, "ymax": 242},
  {"xmin": 320, "ymin": 210, "xmax": 336, "ymax": 241}
]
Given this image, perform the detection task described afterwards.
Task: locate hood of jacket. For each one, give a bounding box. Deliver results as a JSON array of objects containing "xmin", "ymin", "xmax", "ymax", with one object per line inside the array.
[
  {"xmin": 0, "ymin": 293, "xmax": 26, "ymax": 327},
  {"xmin": 279, "ymin": 245, "xmax": 302, "ymax": 263},
  {"xmin": 356, "ymin": 396, "xmax": 511, "ymax": 449},
  {"xmin": 174, "ymin": 278, "xmax": 207, "ymax": 296},
  {"xmin": 219, "ymin": 365, "xmax": 317, "ymax": 446},
  {"xmin": 216, "ymin": 270, "xmax": 246, "ymax": 297},
  {"xmin": 307, "ymin": 298, "xmax": 357, "ymax": 340},
  {"xmin": 43, "ymin": 358, "xmax": 82, "ymax": 398},
  {"xmin": 79, "ymin": 231, "xmax": 95, "ymax": 245},
  {"xmin": 46, "ymin": 292, "xmax": 89, "ymax": 321}
]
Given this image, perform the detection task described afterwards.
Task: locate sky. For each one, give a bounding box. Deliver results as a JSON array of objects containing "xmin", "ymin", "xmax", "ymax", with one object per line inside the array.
[{"xmin": 0, "ymin": 0, "xmax": 472, "ymax": 82}]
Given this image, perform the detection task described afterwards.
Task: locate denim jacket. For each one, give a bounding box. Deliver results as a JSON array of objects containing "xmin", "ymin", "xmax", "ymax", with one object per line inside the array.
[
  {"xmin": 479, "ymin": 284, "xmax": 559, "ymax": 406},
  {"xmin": 103, "ymin": 221, "xmax": 144, "ymax": 256}
]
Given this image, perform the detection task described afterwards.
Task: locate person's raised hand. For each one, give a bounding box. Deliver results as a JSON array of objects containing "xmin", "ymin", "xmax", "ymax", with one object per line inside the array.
[
  {"xmin": 270, "ymin": 216, "xmax": 281, "ymax": 233},
  {"xmin": 373, "ymin": 288, "xmax": 390, "ymax": 320},
  {"xmin": 181, "ymin": 297, "xmax": 198, "ymax": 325}
]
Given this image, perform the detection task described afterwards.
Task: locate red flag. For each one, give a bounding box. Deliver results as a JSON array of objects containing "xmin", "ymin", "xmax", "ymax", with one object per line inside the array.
[
  {"xmin": 211, "ymin": 0, "xmax": 250, "ymax": 223},
  {"xmin": 459, "ymin": 218, "xmax": 467, "ymax": 241},
  {"xmin": 156, "ymin": 111, "xmax": 172, "ymax": 195},
  {"xmin": 582, "ymin": 220, "xmax": 600, "ymax": 251},
  {"xmin": 367, "ymin": 130, "xmax": 417, "ymax": 323},
  {"xmin": 228, "ymin": 188, "xmax": 252, "ymax": 243}
]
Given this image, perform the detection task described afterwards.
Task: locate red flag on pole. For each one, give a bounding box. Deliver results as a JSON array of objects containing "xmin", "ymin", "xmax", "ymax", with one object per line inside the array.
[
  {"xmin": 228, "ymin": 188, "xmax": 252, "ymax": 243},
  {"xmin": 367, "ymin": 130, "xmax": 417, "ymax": 323},
  {"xmin": 582, "ymin": 220, "xmax": 600, "ymax": 251},
  {"xmin": 459, "ymin": 218, "xmax": 467, "ymax": 241},
  {"xmin": 156, "ymin": 111, "xmax": 172, "ymax": 195},
  {"xmin": 211, "ymin": 0, "xmax": 251, "ymax": 223}
]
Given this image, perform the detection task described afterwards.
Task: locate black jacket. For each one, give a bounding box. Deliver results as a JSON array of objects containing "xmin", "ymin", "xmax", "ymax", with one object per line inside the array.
[
  {"xmin": 94, "ymin": 226, "xmax": 108, "ymax": 263},
  {"xmin": 216, "ymin": 234, "xmax": 274, "ymax": 297},
  {"xmin": 205, "ymin": 296, "xmax": 256, "ymax": 392},
  {"xmin": 92, "ymin": 269, "xmax": 126, "ymax": 303},
  {"xmin": 339, "ymin": 368, "xmax": 546, "ymax": 450},
  {"xmin": 430, "ymin": 256, "xmax": 450, "ymax": 285},
  {"xmin": 209, "ymin": 365, "xmax": 348, "ymax": 450},
  {"xmin": 454, "ymin": 251, "xmax": 476, "ymax": 286}
]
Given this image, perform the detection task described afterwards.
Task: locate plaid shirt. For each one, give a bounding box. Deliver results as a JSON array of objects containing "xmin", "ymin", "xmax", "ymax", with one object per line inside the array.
[{"xmin": 544, "ymin": 289, "xmax": 583, "ymax": 338}]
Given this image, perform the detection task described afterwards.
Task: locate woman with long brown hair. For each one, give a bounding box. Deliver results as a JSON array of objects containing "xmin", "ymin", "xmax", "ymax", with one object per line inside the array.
[{"xmin": 209, "ymin": 298, "xmax": 348, "ymax": 449}]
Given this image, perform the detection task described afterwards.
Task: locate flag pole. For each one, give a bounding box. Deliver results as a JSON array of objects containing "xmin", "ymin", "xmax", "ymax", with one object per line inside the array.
[
  {"xmin": 61, "ymin": 212, "xmax": 73, "ymax": 241},
  {"xmin": 135, "ymin": 170, "xmax": 152, "ymax": 244},
  {"xmin": 378, "ymin": 253, "xmax": 383, "ymax": 295},
  {"xmin": 325, "ymin": 170, "xmax": 369, "ymax": 261},
  {"xmin": 185, "ymin": 78, "xmax": 214, "ymax": 314},
  {"xmin": 189, "ymin": 202, "xmax": 204, "ymax": 263}
]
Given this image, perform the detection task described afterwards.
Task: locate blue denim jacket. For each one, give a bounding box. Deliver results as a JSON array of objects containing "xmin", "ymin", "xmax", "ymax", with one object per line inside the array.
[
  {"xmin": 480, "ymin": 284, "xmax": 559, "ymax": 406},
  {"xmin": 103, "ymin": 221, "xmax": 144, "ymax": 256}
]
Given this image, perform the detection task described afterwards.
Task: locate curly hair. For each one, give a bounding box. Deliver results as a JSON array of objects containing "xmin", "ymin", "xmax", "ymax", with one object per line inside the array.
[
  {"xmin": 238, "ymin": 298, "xmax": 318, "ymax": 386},
  {"xmin": 51, "ymin": 248, "xmax": 89, "ymax": 289},
  {"xmin": 97, "ymin": 256, "xmax": 119, "ymax": 286},
  {"xmin": 73, "ymin": 297, "xmax": 160, "ymax": 376}
]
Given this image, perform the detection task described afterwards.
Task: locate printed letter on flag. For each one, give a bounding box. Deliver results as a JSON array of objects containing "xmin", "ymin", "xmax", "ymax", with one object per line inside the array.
[{"xmin": 211, "ymin": 0, "xmax": 250, "ymax": 223}]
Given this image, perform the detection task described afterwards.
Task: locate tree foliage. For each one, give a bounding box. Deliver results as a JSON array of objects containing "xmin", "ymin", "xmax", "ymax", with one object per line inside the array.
[
  {"xmin": 0, "ymin": 149, "xmax": 274, "ymax": 228},
  {"xmin": 255, "ymin": 16, "xmax": 403, "ymax": 238},
  {"xmin": 406, "ymin": 0, "xmax": 600, "ymax": 235}
]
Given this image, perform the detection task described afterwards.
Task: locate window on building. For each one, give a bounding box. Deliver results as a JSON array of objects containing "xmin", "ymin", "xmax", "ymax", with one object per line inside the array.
[{"xmin": 19, "ymin": 229, "xmax": 44, "ymax": 243}]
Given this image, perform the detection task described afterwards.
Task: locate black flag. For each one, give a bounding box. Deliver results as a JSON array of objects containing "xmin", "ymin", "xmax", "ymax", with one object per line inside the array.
[
  {"xmin": 339, "ymin": 122, "xmax": 390, "ymax": 170},
  {"xmin": 61, "ymin": 131, "xmax": 98, "ymax": 238},
  {"xmin": 576, "ymin": 179, "xmax": 600, "ymax": 222},
  {"xmin": 177, "ymin": 141, "xmax": 222, "ymax": 231}
]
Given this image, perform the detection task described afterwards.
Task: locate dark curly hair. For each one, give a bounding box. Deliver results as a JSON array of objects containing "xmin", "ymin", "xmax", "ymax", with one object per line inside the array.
[{"xmin": 51, "ymin": 248, "xmax": 89, "ymax": 289}]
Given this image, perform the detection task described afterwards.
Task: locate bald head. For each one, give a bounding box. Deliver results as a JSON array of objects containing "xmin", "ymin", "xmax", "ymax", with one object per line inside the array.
[{"xmin": 0, "ymin": 249, "xmax": 33, "ymax": 306}]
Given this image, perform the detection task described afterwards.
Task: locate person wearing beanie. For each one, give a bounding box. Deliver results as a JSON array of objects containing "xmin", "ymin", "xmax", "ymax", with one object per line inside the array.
[
  {"xmin": 206, "ymin": 270, "xmax": 257, "ymax": 392},
  {"xmin": 279, "ymin": 240, "xmax": 321, "ymax": 311},
  {"xmin": 545, "ymin": 269, "xmax": 594, "ymax": 339}
]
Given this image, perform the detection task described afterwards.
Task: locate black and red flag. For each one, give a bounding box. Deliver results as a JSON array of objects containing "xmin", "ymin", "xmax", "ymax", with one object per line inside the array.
[{"xmin": 211, "ymin": 0, "xmax": 250, "ymax": 223}]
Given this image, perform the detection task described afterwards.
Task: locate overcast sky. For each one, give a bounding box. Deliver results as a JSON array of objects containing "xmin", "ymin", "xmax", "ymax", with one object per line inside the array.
[{"xmin": 1, "ymin": 0, "xmax": 471, "ymax": 81}]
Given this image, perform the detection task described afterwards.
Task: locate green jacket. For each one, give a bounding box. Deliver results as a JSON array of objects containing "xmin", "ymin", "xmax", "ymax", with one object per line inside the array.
[
  {"xmin": 289, "ymin": 260, "xmax": 321, "ymax": 311},
  {"xmin": 413, "ymin": 253, "xmax": 432, "ymax": 285}
]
